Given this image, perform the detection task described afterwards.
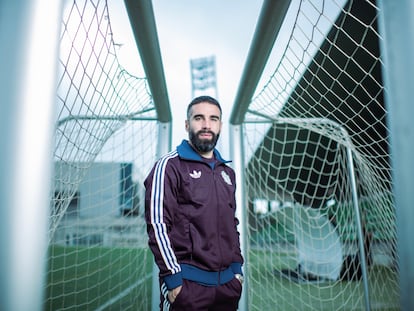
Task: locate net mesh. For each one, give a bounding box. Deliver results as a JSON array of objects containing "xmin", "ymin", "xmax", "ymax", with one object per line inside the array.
[
  {"xmin": 242, "ymin": 0, "xmax": 399, "ymax": 310},
  {"xmin": 45, "ymin": 0, "xmax": 401, "ymax": 310},
  {"xmin": 45, "ymin": 1, "xmax": 156, "ymax": 310}
]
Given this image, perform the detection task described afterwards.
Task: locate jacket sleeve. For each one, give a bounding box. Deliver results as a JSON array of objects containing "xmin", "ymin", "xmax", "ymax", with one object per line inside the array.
[
  {"xmin": 231, "ymin": 216, "xmax": 244, "ymax": 275},
  {"xmin": 144, "ymin": 157, "xmax": 182, "ymax": 290},
  {"xmin": 230, "ymin": 168, "xmax": 244, "ymax": 275}
]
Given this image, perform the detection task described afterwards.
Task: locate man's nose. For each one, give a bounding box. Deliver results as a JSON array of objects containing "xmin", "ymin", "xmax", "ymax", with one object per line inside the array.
[{"xmin": 202, "ymin": 119, "xmax": 211, "ymax": 129}]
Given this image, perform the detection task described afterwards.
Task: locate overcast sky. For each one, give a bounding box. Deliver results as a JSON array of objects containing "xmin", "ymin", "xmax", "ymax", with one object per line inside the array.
[{"xmin": 107, "ymin": 0, "xmax": 264, "ymax": 156}]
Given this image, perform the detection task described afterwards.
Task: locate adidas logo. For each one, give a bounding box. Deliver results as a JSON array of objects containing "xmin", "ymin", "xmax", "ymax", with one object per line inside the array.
[{"xmin": 189, "ymin": 170, "xmax": 201, "ymax": 179}]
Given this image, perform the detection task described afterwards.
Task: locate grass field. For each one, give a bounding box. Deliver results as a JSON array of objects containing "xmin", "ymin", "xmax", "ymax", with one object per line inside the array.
[
  {"xmin": 248, "ymin": 249, "xmax": 400, "ymax": 311},
  {"xmin": 44, "ymin": 245, "xmax": 153, "ymax": 311},
  {"xmin": 45, "ymin": 246, "xmax": 400, "ymax": 311}
]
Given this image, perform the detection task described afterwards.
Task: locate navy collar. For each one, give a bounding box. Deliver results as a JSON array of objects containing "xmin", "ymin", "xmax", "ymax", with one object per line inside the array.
[{"xmin": 176, "ymin": 140, "xmax": 231, "ymax": 164}]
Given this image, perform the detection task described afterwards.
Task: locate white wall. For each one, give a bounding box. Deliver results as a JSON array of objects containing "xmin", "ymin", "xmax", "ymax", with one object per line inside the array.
[{"xmin": 54, "ymin": 162, "xmax": 125, "ymax": 218}]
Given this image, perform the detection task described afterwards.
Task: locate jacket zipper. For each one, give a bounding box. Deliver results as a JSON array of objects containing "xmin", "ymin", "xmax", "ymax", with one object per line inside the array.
[{"xmin": 213, "ymin": 166, "xmax": 224, "ymax": 285}]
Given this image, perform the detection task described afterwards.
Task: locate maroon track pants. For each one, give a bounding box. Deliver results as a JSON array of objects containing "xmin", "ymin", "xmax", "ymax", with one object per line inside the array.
[{"xmin": 160, "ymin": 278, "xmax": 242, "ymax": 311}]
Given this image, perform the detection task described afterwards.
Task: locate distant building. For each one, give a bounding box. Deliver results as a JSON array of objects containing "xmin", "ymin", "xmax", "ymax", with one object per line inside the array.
[{"xmin": 51, "ymin": 162, "xmax": 146, "ymax": 247}]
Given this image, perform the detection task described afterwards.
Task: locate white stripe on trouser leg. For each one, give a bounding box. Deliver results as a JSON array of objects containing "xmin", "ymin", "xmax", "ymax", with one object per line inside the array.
[{"xmin": 161, "ymin": 282, "xmax": 171, "ymax": 311}]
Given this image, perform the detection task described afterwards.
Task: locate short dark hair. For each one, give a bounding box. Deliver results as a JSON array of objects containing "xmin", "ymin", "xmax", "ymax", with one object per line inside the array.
[{"xmin": 186, "ymin": 95, "xmax": 222, "ymax": 120}]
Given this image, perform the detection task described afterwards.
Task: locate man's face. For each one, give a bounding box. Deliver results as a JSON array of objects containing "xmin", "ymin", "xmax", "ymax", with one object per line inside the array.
[{"xmin": 185, "ymin": 102, "xmax": 222, "ymax": 154}]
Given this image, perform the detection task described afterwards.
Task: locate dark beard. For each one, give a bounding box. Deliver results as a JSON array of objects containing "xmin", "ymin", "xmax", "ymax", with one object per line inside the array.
[{"xmin": 189, "ymin": 129, "xmax": 219, "ymax": 153}]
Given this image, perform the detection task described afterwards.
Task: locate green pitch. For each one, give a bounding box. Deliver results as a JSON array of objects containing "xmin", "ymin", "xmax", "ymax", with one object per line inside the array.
[
  {"xmin": 44, "ymin": 246, "xmax": 399, "ymax": 311},
  {"xmin": 44, "ymin": 245, "xmax": 153, "ymax": 311}
]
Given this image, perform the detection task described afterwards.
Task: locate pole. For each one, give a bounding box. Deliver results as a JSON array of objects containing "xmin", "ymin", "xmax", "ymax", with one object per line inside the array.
[
  {"xmin": 346, "ymin": 147, "xmax": 371, "ymax": 311},
  {"xmin": 377, "ymin": 1, "xmax": 414, "ymax": 309},
  {"xmin": 151, "ymin": 122, "xmax": 172, "ymax": 310},
  {"xmin": 230, "ymin": 124, "xmax": 248, "ymax": 311},
  {"xmin": 0, "ymin": 1, "xmax": 62, "ymax": 310}
]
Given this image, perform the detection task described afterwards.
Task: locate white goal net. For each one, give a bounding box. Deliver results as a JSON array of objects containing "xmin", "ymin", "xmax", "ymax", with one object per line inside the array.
[
  {"xmin": 240, "ymin": 0, "xmax": 399, "ymax": 310},
  {"xmin": 45, "ymin": 0, "xmax": 401, "ymax": 310},
  {"xmin": 45, "ymin": 1, "xmax": 157, "ymax": 310}
]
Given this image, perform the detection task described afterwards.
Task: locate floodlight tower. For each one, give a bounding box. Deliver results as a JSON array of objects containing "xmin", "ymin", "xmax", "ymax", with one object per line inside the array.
[
  {"xmin": 190, "ymin": 55, "xmax": 228, "ymax": 156},
  {"xmin": 190, "ymin": 55, "xmax": 218, "ymax": 98}
]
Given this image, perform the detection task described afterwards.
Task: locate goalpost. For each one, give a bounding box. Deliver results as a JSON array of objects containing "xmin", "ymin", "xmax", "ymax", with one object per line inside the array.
[
  {"xmin": 238, "ymin": 117, "xmax": 391, "ymax": 310},
  {"xmin": 231, "ymin": 0, "xmax": 400, "ymax": 310},
  {"xmin": 40, "ymin": 0, "xmax": 406, "ymax": 310},
  {"xmin": 278, "ymin": 117, "xmax": 371, "ymax": 309},
  {"xmin": 45, "ymin": 1, "xmax": 160, "ymax": 310}
]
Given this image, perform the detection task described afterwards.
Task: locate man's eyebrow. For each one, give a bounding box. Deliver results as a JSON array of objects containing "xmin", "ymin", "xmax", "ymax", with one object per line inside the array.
[
  {"xmin": 192, "ymin": 113, "xmax": 205, "ymax": 118},
  {"xmin": 191, "ymin": 113, "xmax": 221, "ymax": 119}
]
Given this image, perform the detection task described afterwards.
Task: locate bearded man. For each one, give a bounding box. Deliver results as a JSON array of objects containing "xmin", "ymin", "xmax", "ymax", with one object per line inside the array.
[{"xmin": 144, "ymin": 96, "xmax": 244, "ymax": 311}]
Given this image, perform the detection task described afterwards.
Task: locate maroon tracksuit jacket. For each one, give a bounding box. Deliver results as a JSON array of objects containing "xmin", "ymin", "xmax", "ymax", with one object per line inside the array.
[{"xmin": 144, "ymin": 139, "xmax": 244, "ymax": 290}]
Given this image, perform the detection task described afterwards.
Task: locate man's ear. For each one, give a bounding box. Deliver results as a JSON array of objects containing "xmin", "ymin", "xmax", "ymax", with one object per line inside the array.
[{"xmin": 185, "ymin": 120, "xmax": 189, "ymax": 132}]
